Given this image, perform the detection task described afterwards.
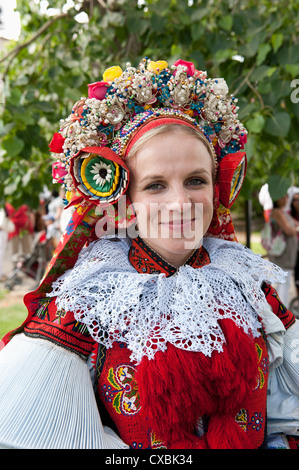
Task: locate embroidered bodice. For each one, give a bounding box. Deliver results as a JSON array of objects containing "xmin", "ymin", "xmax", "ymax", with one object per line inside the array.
[
  {"xmin": 17, "ymin": 235, "xmax": 296, "ymax": 449},
  {"xmin": 128, "ymin": 236, "xmax": 210, "ymax": 276},
  {"xmin": 47, "ymin": 236, "xmax": 285, "ymax": 363}
]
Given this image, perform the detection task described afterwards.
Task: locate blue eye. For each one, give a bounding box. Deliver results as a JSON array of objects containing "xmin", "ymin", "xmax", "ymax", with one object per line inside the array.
[
  {"xmin": 145, "ymin": 183, "xmax": 165, "ymax": 191},
  {"xmin": 187, "ymin": 178, "xmax": 205, "ymax": 186}
]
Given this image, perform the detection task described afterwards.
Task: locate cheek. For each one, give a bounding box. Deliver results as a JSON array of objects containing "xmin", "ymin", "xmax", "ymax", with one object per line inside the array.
[
  {"xmin": 195, "ymin": 186, "xmax": 214, "ymax": 208},
  {"xmin": 199, "ymin": 188, "xmax": 215, "ymax": 227}
]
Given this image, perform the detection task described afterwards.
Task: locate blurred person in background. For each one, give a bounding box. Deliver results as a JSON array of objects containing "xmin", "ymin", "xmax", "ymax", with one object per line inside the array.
[
  {"xmin": 259, "ymin": 183, "xmax": 273, "ymax": 223},
  {"xmin": 268, "ymin": 192, "xmax": 299, "ymax": 307},
  {"xmin": 0, "ymin": 205, "xmax": 14, "ymax": 281},
  {"xmin": 5, "ymin": 203, "xmax": 35, "ymax": 257},
  {"xmin": 287, "ymin": 187, "xmax": 299, "ymax": 296}
]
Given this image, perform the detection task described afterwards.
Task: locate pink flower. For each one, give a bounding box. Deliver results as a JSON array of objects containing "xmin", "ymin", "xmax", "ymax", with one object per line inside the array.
[
  {"xmin": 173, "ymin": 59, "xmax": 195, "ymax": 76},
  {"xmin": 214, "ymin": 143, "xmax": 222, "ymax": 156},
  {"xmin": 239, "ymin": 133, "xmax": 247, "ymax": 148},
  {"xmin": 52, "ymin": 161, "xmax": 68, "ymax": 183},
  {"xmin": 88, "ymin": 81, "xmax": 109, "ymax": 100},
  {"xmin": 49, "ymin": 133, "xmax": 65, "ymax": 154}
]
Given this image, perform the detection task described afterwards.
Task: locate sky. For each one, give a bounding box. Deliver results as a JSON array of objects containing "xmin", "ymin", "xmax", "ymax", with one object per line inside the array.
[
  {"xmin": 0, "ymin": 0, "xmax": 90, "ymax": 41},
  {"xmin": 0, "ymin": 0, "xmax": 21, "ymax": 40}
]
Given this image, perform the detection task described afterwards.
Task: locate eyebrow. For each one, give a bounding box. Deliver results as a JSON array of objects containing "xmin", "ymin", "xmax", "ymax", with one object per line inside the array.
[{"xmin": 139, "ymin": 169, "xmax": 211, "ymax": 185}]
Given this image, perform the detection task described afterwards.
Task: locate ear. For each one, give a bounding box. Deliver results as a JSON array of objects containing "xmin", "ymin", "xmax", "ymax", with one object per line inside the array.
[{"xmin": 216, "ymin": 152, "xmax": 247, "ymax": 209}]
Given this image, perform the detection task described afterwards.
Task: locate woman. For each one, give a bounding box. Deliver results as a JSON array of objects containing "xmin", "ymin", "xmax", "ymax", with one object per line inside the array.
[
  {"xmin": 0, "ymin": 58, "xmax": 298, "ymax": 449},
  {"xmin": 268, "ymin": 193, "xmax": 299, "ymax": 307}
]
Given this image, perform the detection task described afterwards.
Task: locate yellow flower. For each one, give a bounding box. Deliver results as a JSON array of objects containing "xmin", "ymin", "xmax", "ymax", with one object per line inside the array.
[
  {"xmin": 103, "ymin": 66, "xmax": 123, "ymax": 82},
  {"xmin": 147, "ymin": 60, "xmax": 168, "ymax": 74},
  {"xmin": 185, "ymin": 109, "xmax": 194, "ymax": 117}
]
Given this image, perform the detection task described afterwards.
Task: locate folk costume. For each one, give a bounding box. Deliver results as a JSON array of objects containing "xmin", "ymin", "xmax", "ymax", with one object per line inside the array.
[{"xmin": 0, "ymin": 59, "xmax": 298, "ymax": 449}]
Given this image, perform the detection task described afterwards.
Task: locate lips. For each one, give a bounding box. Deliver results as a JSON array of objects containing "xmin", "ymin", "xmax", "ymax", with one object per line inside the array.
[{"xmin": 161, "ymin": 218, "xmax": 196, "ymax": 230}]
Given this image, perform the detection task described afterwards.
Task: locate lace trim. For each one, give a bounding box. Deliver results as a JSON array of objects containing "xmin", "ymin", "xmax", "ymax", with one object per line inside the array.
[{"xmin": 48, "ymin": 237, "xmax": 286, "ymax": 363}]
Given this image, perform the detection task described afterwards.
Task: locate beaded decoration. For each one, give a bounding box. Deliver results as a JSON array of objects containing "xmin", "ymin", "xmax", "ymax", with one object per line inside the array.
[
  {"xmin": 111, "ymin": 108, "xmax": 218, "ymax": 163},
  {"xmin": 49, "ymin": 57, "xmax": 247, "ymax": 207}
]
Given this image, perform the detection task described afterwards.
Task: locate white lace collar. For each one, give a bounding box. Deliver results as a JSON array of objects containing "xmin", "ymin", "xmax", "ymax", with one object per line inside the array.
[{"xmin": 48, "ymin": 237, "xmax": 286, "ymax": 363}]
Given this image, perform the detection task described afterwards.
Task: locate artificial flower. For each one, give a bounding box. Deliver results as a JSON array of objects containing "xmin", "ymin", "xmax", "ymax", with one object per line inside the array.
[
  {"xmin": 147, "ymin": 60, "xmax": 168, "ymax": 74},
  {"xmin": 194, "ymin": 69, "xmax": 207, "ymax": 79},
  {"xmin": 88, "ymin": 81, "xmax": 109, "ymax": 100},
  {"xmin": 239, "ymin": 133, "xmax": 247, "ymax": 148},
  {"xmin": 211, "ymin": 78, "xmax": 229, "ymax": 97},
  {"xmin": 103, "ymin": 66, "xmax": 123, "ymax": 83},
  {"xmin": 90, "ymin": 161, "xmax": 113, "ymax": 187},
  {"xmin": 49, "ymin": 133, "xmax": 65, "ymax": 154},
  {"xmin": 173, "ymin": 59, "xmax": 195, "ymax": 76}
]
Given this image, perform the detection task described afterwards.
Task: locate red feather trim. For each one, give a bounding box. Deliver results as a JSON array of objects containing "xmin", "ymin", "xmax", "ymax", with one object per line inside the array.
[
  {"xmin": 206, "ymin": 415, "xmax": 254, "ymax": 449},
  {"xmin": 135, "ymin": 318, "xmax": 259, "ymax": 448}
]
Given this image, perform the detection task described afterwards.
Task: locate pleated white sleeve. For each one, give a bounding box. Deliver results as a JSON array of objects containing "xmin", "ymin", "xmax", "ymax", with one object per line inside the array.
[
  {"xmin": 0, "ymin": 333, "xmax": 129, "ymax": 449},
  {"xmin": 263, "ymin": 307, "xmax": 299, "ymax": 439}
]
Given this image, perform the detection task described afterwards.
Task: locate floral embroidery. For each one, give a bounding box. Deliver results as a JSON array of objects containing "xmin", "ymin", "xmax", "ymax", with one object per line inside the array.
[
  {"xmin": 235, "ymin": 408, "xmax": 248, "ymax": 431},
  {"xmin": 131, "ymin": 442, "xmax": 143, "ymax": 449},
  {"xmin": 255, "ymin": 343, "xmax": 269, "ymax": 390},
  {"xmin": 102, "ymin": 364, "xmax": 141, "ymax": 416},
  {"xmin": 53, "ymin": 308, "xmax": 66, "ymax": 324},
  {"xmin": 248, "ymin": 412, "xmax": 264, "ymax": 432},
  {"xmin": 149, "ymin": 430, "xmax": 167, "ymax": 449}
]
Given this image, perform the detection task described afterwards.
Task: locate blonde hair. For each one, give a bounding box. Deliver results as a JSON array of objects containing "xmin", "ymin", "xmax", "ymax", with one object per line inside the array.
[{"xmin": 127, "ymin": 124, "xmax": 216, "ymax": 182}]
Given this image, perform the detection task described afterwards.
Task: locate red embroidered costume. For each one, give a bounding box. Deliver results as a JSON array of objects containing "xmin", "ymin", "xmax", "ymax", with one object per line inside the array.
[{"xmin": 0, "ymin": 58, "xmax": 298, "ymax": 449}]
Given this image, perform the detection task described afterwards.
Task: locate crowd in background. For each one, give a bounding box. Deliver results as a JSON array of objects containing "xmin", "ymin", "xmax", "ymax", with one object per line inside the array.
[
  {"xmin": 259, "ymin": 185, "xmax": 299, "ymax": 308},
  {"xmin": 0, "ymin": 188, "xmax": 75, "ymax": 282}
]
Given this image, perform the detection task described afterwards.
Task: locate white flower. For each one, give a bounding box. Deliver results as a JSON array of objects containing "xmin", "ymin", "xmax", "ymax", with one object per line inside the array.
[
  {"xmin": 123, "ymin": 395, "xmax": 137, "ymax": 411},
  {"xmin": 90, "ymin": 162, "xmax": 113, "ymax": 187},
  {"xmin": 211, "ymin": 78, "xmax": 229, "ymax": 97},
  {"xmin": 119, "ymin": 366, "xmax": 132, "ymax": 381}
]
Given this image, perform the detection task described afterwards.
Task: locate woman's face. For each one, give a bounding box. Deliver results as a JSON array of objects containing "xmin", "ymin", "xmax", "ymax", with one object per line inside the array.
[
  {"xmin": 127, "ymin": 128, "xmax": 215, "ymax": 267},
  {"xmin": 276, "ymin": 194, "xmax": 288, "ymax": 208},
  {"xmin": 292, "ymin": 194, "xmax": 299, "ymax": 214}
]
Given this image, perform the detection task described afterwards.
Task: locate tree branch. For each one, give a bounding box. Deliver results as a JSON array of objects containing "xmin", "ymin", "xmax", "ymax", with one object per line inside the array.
[{"xmin": 231, "ymin": 65, "xmax": 255, "ymax": 96}]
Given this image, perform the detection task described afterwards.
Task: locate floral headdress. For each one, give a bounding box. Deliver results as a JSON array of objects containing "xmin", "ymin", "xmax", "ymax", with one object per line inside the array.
[
  {"xmin": 50, "ymin": 58, "xmax": 247, "ymax": 212},
  {"xmin": 19, "ymin": 58, "xmax": 249, "ymax": 328}
]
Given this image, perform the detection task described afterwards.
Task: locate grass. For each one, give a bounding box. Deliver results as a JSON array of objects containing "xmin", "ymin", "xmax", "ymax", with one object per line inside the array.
[
  {"xmin": 0, "ymin": 303, "xmax": 28, "ymax": 338},
  {"xmin": 238, "ymin": 231, "xmax": 267, "ymax": 257},
  {"xmin": 249, "ymin": 240, "xmax": 267, "ymax": 257}
]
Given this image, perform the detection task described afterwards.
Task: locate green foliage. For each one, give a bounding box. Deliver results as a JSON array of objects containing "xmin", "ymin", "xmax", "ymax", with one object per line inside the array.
[{"xmin": 0, "ymin": 0, "xmax": 298, "ymax": 209}]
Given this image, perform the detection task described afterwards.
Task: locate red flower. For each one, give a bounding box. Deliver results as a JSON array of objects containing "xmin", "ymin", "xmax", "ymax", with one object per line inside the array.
[
  {"xmin": 88, "ymin": 81, "xmax": 109, "ymax": 100},
  {"xmin": 194, "ymin": 69, "xmax": 207, "ymax": 79},
  {"xmin": 49, "ymin": 133, "xmax": 65, "ymax": 154},
  {"xmin": 173, "ymin": 59, "xmax": 195, "ymax": 76}
]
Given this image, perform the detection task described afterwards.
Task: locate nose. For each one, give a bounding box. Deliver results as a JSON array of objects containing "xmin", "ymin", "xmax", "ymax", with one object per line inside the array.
[{"xmin": 164, "ymin": 185, "xmax": 192, "ymax": 212}]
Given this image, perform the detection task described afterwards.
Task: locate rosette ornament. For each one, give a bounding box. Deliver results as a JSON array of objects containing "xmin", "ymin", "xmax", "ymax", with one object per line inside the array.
[{"xmin": 70, "ymin": 146, "xmax": 129, "ymax": 205}]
